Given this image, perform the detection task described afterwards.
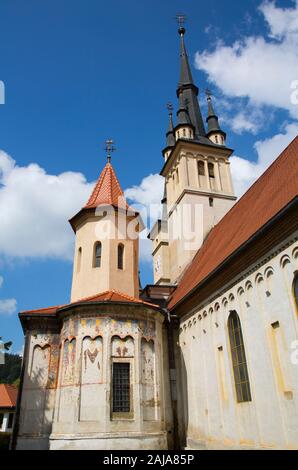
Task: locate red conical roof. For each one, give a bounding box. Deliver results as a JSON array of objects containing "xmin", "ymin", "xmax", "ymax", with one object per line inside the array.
[{"xmin": 85, "ymin": 162, "xmax": 129, "ymax": 210}]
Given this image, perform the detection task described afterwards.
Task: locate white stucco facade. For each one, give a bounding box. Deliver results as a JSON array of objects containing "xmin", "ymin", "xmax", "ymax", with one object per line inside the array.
[{"xmin": 176, "ymin": 237, "xmax": 298, "ymax": 450}]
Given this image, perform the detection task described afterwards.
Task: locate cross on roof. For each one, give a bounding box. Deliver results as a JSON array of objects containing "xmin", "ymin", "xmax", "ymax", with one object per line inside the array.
[
  {"xmin": 176, "ymin": 13, "xmax": 186, "ymax": 27},
  {"xmin": 105, "ymin": 139, "xmax": 116, "ymax": 163}
]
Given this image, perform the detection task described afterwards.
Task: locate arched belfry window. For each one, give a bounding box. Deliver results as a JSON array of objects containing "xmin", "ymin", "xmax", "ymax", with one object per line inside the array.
[
  {"xmin": 228, "ymin": 311, "xmax": 252, "ymax": 403},
  {"xmin": 118, "ymin": 243, "xmax": 124, "ymax": 270},
  {"xmin": 93, "ymin": 242, "xmax": 102, "ymax": 268},
  {"xmin": 198, "ymin": 161, "xmax": 205, "ymax": 176},
  {"xmin": 208, "ymin": 162, "xmax": 215, "ymax": 178},
  {"xmin": 294, "ymin": 273, "xmax": 298, "ymax": 309}
]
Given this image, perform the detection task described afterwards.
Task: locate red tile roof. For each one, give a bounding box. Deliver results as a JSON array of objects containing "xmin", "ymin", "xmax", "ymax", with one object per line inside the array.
[
  {"xmin": 0, "ymin": 384, "xmax": 18, "ymax": 408},
  {"xmin": 85, "ymin": 162, "xmax": 129, "ymax": 210},
  {"xmin": 168, "ymin": 135, "xmax": 298, "ymax": 310},
  {"xmin": 20, "ymin": 289, "xmax": 159, "ymax": 316}
]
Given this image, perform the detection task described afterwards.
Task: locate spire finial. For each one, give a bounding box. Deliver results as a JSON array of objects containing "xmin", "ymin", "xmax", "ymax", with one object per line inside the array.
[
  {"xmin": 105, "ymin": 139, "xmax": 116, "ymax": 163},
  {"xmin": 206, "ymin": 88, "xmax": 213, "ymax": 101},
  {"xmin": 166, "ymin": 102, "xmax": 173, "ymax": 116},
  {"xmin": 176, "ymin": 13, "xmax": 186, "ymax": 36}
]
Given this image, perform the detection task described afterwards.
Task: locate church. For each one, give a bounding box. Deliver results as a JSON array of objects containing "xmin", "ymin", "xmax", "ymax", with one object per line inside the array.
[{"xmin": 13, "ymin": 25, "xmax": 298, "ymax": 450}]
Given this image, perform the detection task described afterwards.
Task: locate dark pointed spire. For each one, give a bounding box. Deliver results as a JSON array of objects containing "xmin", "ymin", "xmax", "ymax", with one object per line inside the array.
[
  {"xmin": 176, "ymin": 26, "xmax": 206, "ymax": 138},
  {"xmin": 166, "ymin": 103, "xmax": 175, "ymax": 147},
  {"xmin": 206, "ymin": 93, "xmax": 226, "ymax": 139},
  {"xmin": 178, "ymin": 26, "xmax": 194, "ymax": 86}
]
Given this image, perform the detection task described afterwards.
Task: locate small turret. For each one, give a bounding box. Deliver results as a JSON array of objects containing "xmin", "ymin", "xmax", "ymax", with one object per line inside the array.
[{"xmin": 206, "ymin": 93, "xmax": 226, "ymax": 146}]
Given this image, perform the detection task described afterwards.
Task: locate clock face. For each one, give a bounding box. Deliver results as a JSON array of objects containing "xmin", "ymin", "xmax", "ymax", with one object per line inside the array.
[{"xmin": 155, "ymin": 255, "xmax": 161, "ymax": 274}]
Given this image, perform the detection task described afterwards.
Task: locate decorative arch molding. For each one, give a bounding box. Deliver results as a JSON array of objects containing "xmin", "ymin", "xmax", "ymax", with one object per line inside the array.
[
  {"xmin": 81, "ymin": 335, "xmax": 103, "ymax": 384},
  {"xmin": 61, "ymin": 338, "xmax": 76, "ymax": 386},
  {"xmin": 141, "ymin": 338, "xmax": 157, "ymax": 421},
  {"xmin": 30, "ymin": 344, "xmax": 51, "ymax": 388},
  {"xmin": 255, "ymin": 273, "xmax": 264, "ymax": 284},
  {"xmin": 292, "ymin": 246, "xmax": 298, "ymax": 260},
  {"xmin": 264, "ymin": 266, "xmax": 274, "ymax": 278},
  {"xmin": 280, "ymin": 254, "xmax": 291, "ymax": 268},
  {"xmin": 111, "ymin": 335, "xmax": 134, "ymax": 358}
]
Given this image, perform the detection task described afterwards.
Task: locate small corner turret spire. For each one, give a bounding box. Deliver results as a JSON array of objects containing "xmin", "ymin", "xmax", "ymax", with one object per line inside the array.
[
  {"xmin": 105, "ymin": 139, "xmax": 116, "ymax": 163},
  {"xmin": 205, "ymin": 91, "xmax": 226, "ymax": 145},
  {"xmin": 166, "ymin": 103, "xmax": 175, "ymax": 148}
]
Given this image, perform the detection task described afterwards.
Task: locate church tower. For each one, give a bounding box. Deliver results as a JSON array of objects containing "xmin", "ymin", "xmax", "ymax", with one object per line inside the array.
[
  {"xmin": 150, "ymin": 24, "xmax": 236, "ymax": 285},
  {"xmin": 69, "ymin": 148, "xmax": 143, "ymax": 302}
]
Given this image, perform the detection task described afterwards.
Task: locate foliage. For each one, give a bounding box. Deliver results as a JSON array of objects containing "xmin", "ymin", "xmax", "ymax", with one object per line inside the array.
[{"xmin": 0, "ymin": 353, "xmax": 22, "ymax": 384}]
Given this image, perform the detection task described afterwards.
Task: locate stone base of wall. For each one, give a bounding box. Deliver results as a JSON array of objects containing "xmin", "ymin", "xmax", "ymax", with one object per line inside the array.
[{"xmin": 49, "ymin": 431, "xmax": 168, "ymax": 450}]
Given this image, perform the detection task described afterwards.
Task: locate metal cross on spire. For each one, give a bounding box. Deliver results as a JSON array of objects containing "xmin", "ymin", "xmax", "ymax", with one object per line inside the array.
[
  {"xmin": 205, "ymin": 88, "xmax": 213, "ymax": 100},
  {"xmin": 175, "ymin": 13, "xmax": 186, "ymax": 27},
  {"xmin": 175, "ymin": 13, "xmax": 186, "ymax": 35},
  {"xmin": 166, "ymin": 102, "xmax": 173, "ymax": 115},
  {"xmin": 105, "ymin": 139, "xmax": 116, "ymax": 163}
]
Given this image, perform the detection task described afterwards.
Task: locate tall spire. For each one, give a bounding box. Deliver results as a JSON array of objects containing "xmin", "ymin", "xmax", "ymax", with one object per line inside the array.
[
  {"xmin": 206, "ymin": 93, "xmax": 226, "ymax": 139},
  {"xmin": 176, "ymin": 23, "xmax": 206, "ymax": 138}
]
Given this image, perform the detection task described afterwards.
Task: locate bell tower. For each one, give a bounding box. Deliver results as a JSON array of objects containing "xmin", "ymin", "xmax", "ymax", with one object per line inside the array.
[
  {"xmin": 150, "ymin": 22, "xmax": 237, "ymax": 285},
  {"xmin": 70, "ymin": 142, "xmax": 143, "ymax": 302}
]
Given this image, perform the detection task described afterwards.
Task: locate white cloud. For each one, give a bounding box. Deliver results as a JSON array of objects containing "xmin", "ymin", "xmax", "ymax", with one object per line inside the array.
[
  {"xmin": 0, "ymin": 151, "xmax": 93, "ymax": 260},
  {"xmin": 125, "ymin": 173, "xmax": 164, "ymax": 264},
  {"xmin": 125, "ymin": 173, "xmax": 164, "ymax": 223},
  {"xmin": 195, "ymin": 0, "xmax": 298, "ymax": 120},
  {"xmin": 0, "ymin": 298, "xmax": 17, "ymax": 315},
  {"xmin": 0, "ymin": 275, "xmax": 17, "ymax": 315},
  {"xmin": 230, "ymin": 122, "xmax": 298, "ymax": 196}
]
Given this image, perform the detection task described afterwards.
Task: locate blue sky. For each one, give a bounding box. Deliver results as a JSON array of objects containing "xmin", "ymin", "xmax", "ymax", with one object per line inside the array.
[{"xmin": 0, "ymin": 0, "xmax": 298, "ymax": 353}]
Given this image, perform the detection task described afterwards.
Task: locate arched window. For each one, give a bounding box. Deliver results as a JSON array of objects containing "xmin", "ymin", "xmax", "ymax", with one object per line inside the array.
[
  {"xmin": 198, "ymin": 161, "xmax": 205, "ymax": 176},
  {"xmin": 228, "ymin": 311, "xmax": 252, "ymax": 403},
  {"xmin": 93, "ymin": 242, "xmax": 102, "ymax": 268},
  {"xmin": 118, "ymin": 244, "xmax": 124, "ymax": 270},
  {"xmin": 77, "ymin": 247, "xmax": 82, "ymax": 273},
  {"xmin": 294, "ymin": 273, "xmax": 298, "ymax": 309},
  {"xmin": 208, "ymin": 162, "xmax": 215, "ymax": 178}
]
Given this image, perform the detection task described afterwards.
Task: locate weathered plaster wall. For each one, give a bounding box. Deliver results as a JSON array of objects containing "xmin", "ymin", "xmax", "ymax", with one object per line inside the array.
[{"xmin": 16, "ymin": 306, "xmax": 172, "ymax": 450}]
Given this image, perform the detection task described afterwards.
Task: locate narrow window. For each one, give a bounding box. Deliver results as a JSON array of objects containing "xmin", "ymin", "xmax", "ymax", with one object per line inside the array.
[
  {"xmin": 0, "ymin": 413, "xmax": 3, "ymax": 428},
  {"xmin": 118, "ymin": 243, "xmax": 124, "ymax": 270},
  {"xmin": 94, "ymin": 242, "xmax": 102, "ymax": 268},
  {"xmin": 208, "ymin": 162, "xmax": 215, "ymax": 178},
  {"xmin": 112, "ymin": 362, "xmax": 130, "ymax": 412},
  {"xmin": 294, "ymin": 274, "xmax": 298, "ymax": 309},
  {"xmin": 228, "ymin": 311, "xmax": 252, "ymax": 403},
  {"xmin": 8, "ymin": 413, "xmax": 14, "ymax": 429},
  {"xmin": 209, "ymin": 197, "xmax": 214, "ymax": 207},
  {"xmin": 215, "ymin": 135, "xmax": 218, "ymax": 143},
  {"xmin": 176, "ymin": 168, "xmax": 179, "ymax": 184},
  {"xmin": 183, "ymin": 128, "xmax": 186, "ymax": 136},
  {"xmin": 198, "ymin": 161, "xmax": 205, "ymax": 176},
  {"xmin": 77, "ymin": 247, "xmax": 82, "ymax": 273}
]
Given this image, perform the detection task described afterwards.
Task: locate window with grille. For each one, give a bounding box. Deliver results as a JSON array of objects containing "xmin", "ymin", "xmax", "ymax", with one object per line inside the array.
[
  {"xmin": 228, "ymin": 311, "xmax": 252, "ymax": 403},
  {"xmin": 112, "ymin": 362, "xmax": 130, "ymax": 413}
]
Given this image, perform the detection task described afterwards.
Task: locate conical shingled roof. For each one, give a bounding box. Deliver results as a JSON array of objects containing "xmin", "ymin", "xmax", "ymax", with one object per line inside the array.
[{"xmin": 85, "ymin": 161, "xmax": 129, "ymax": 210}]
